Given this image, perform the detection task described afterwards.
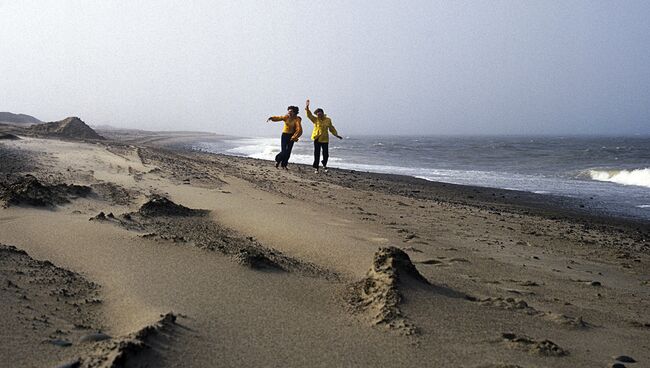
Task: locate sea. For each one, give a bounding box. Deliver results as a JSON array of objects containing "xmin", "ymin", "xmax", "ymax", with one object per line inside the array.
[{"xmin": 191, "ymin": 135, "xmax": 650, "ymax": 221}]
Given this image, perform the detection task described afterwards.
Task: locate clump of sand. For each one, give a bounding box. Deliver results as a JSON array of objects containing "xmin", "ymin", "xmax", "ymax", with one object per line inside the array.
[
  {"xmin": 501, "ymin": 332, "xmax": 569, "ymax": 357},
  {"xmin": 471, "ymin": 296, "xmax": 590, "ymax": 329},
  {"xmin": 55, "ymin": 313, "xmax": 178, "ymax": 368},
  {"xmin": 0, "ymin": 174, "xmax": 91, "ymax": 207},
  {"xmin": 347, "ymin": 246, "xmax": 429, "ymax": 334},
  {"xmin": 137, "ymin": 195, "xmax": 203, "ymax": 217},
  {"xmin": 234, "ymin": 247, "xmax": 283, "ymax": 269}
]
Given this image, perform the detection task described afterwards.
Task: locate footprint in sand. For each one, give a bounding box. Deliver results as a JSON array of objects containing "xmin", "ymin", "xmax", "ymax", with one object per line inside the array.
[
  {"xmin": 474, "ymin": 296, "xmax": 590, "ymax": 329},
  {"xmin": 541, "ymin": 313, "xmax": 589, "ymax": 329},
  {"xmin": 501, "ymin": 332, "xmax": 568, "ymax": 357}
]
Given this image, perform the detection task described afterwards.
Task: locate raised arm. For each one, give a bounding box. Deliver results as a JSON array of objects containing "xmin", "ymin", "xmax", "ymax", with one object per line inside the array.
[{"xmin": 305, "ymin": 99, "xmax": 317, "ymax": 123}]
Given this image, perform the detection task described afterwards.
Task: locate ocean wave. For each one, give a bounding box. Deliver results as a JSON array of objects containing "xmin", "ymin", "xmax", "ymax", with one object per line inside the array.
[
  {"xmin": 588, "ymin": 168, "xmax": 650, "ymax": 188},
  {"xmin": 221, "ymin": 138, "xmax": 343, "ymax": 165}
]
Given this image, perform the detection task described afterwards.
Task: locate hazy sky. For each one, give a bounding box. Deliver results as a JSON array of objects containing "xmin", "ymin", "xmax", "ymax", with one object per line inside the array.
[{"xmin": 2, "ymin": 1, "xmax": 649, "ymax": 136}]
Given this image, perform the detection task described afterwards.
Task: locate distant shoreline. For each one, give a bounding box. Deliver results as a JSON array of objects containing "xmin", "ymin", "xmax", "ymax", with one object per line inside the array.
[{"xmin": 88, "ymin": 132, "xmax": 647, "ymax": 233}]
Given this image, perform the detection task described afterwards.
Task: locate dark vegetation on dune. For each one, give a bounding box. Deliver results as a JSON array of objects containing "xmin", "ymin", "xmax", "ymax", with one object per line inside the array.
[
  {"xmin": 0, "ymin": 174, "xmax": 91, "ymax": 207},
  {"xmin": 0, "ymin": 133, "xmax": 20, "ymax": 140},
  {"xmin": 137, "ymin": 195, "xmax": 203, "ymax": 217}
]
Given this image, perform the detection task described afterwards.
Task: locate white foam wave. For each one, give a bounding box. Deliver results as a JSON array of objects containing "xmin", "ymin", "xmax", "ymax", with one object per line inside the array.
[
  {"xmin": 588, "ymin": 168, "xmax": 650, "ymax": 188},
  {"xmin": 223, "ymin": 138, "xmax": 341, "ymax": 165},
  {"xmin": 227, "ymin": 143, "xmax": 278, "ymax": 160}
]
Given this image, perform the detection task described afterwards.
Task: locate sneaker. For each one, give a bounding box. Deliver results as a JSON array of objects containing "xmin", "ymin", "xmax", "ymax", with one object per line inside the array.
[
  {"xmin": 314, "ymin": 169, "xmax": 319, "ymax": 174},
  {"xmin": 275, "ymin": 161, "xmax": 280, "ymax": 169},
  {"xmin": 323, "ymin": 167, "xmax": 329, "ymax": 173}
]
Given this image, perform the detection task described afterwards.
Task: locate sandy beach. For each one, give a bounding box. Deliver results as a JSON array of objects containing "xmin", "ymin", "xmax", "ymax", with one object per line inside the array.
[{"xmin": 1, "ymin": 131, "xmax": 648, "ymax": 367}]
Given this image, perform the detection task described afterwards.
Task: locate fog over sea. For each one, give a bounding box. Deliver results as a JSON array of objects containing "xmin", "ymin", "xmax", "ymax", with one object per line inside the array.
[{"xmin": 192, "ymin": 135, "xmax": 650, "ymax": 221}]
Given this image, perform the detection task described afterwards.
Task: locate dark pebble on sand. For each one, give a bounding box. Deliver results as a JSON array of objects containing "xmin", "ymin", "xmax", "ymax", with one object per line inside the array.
[
  {"xmin": 590, "ymin": 281, "xmax": 602, "ymax": 286},
  {"xmin": 91, "ymin": 212, "xmax": 106, "ymax": 221},
  {"xmin": 79, "ymin": 332, "xmax": 111, "ymax": 342},
  {"xmin": 615, "ymin": 356, "xmax": 636, "ymax": 363},
  {"xmin": 612, "ymin": 364, "xmax": 626, "ymax": 368}
]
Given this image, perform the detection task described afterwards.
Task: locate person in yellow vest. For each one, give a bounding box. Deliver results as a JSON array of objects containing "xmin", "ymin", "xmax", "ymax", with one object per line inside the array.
[
  {"xmin": 267, "ymin": 106, "xmax": 303, "ymax": 169},
  {"xmin": 305, "ymin": 99, "xmax": 342, "ymax": 173}
]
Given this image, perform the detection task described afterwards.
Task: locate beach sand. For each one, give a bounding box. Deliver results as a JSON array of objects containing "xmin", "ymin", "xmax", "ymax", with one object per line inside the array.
[{"xmin": 1, "ymin": 133, "xmax": 648, "ymax": 367}]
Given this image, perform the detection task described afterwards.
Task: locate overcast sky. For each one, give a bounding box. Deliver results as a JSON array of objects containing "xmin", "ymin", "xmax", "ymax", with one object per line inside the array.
[{"xmin": 1, "ymin": 1, "xmax": 649, "ymax": 136}]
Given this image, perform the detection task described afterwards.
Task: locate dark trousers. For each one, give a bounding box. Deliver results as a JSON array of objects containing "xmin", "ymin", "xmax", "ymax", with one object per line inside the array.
[
  {"xmin": 275, "ymin": 133, "xmax": 294, "ymax": 168},
  {"xmin": 313, "ymin": 141, "xmax": 329, "ymax": 168}
]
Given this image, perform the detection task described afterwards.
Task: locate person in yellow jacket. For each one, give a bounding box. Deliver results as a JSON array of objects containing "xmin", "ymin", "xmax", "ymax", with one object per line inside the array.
[
  {"xmin": 267, "ymin": 105, "xmax": 303, "ymax": 169},
  {"xmin": 305, "ymin": 99, "xmax": 342, "ymax": 173}
]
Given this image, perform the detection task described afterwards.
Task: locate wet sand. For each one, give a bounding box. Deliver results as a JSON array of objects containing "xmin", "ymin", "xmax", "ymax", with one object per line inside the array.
[{"xmin": 1, "ymin": 133, "xmax": 648, "ymax": 367}]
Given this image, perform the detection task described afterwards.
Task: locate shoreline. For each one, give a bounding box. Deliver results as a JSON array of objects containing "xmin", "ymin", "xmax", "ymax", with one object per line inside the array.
[
  {"xmin": 155, "ymin": 132, "xmax": 650, "ymax": 224},
  {"xmin": 162, "ymin": 136, "xmax": 650, "ymax": 231}
]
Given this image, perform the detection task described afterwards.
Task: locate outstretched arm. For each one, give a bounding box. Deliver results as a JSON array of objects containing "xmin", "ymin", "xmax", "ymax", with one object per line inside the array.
[
  {"xmin": 267, "ymin": 115, "xmax": 287, "ymax": 122},
  {"xmin": 305, "ymin": 99, "xmax": 317, "ymax": 123}
]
